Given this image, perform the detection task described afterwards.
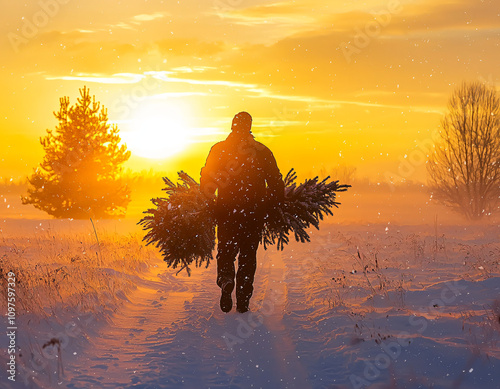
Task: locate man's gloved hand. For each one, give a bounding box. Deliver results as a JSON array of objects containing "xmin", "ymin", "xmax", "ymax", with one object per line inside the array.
[
  {"xmin": 271, "ymin": 200, "xmax": 282, "ymax": 212},
  {"xmin": 265, "ymin": 198, "xmax": 283, "ymax": 222},
  {"xmin": 202, "ymin": 193, "xmax": 217, "ymax": 216}
]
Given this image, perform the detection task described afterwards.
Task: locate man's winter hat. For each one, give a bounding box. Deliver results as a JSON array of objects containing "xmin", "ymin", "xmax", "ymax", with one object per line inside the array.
[{"xmin": 231, "ymin": 112, "xmax": 252, "ymax": 133}]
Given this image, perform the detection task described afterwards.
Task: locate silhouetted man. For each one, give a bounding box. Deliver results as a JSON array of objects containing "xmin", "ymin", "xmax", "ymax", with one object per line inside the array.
[{"xmin": 200, "ymin": 112, "xmax": 285, "ymax": 313}]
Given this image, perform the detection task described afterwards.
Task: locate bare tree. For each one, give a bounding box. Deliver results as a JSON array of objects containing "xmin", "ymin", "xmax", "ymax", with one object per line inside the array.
[{"xmin": 427, "ymin": 81, "xmax": 500, "ymax": 219}]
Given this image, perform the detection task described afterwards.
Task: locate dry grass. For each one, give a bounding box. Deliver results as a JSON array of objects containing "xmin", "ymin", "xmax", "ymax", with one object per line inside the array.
[
  {"xmin": 313, "ymin": 225, "xmax": 498, "ymax": 312},
  {"xmin": 0, "ymin": 231, "xmax": 157, "ymax": 318}
]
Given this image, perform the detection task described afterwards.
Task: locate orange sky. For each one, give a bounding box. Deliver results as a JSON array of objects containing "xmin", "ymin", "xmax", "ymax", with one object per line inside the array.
[{"xmin": 1, "ymin": 0, "xmax": 498, "ymax": 184}]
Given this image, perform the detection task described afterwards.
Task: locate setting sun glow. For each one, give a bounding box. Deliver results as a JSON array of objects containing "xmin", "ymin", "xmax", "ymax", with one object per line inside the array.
[
  {"xmin": 1, "ymin": 0, "xmax": 499, "ymax": 182},
  {"xmin": 121, "ymin": 102, "xmax": 192, "ymax": 159}
]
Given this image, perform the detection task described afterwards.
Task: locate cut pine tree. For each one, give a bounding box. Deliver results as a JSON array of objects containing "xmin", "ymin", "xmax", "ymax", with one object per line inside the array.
[
  {"xmin": 262, "ymin": 169, "xmax": 351, "ymax": 250},
  {"xmin": 138, "ymin": 172, "xmax": 215, "ymax": 275},
  {"xmin": 139, "ymin": 169, "xmax": 350, "ymax": 275}
]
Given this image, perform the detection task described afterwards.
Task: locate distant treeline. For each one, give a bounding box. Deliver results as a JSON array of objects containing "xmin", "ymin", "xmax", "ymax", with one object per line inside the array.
[{"xmin": 0, "ymin": 169, "xmax": 429, "ymax": 194}]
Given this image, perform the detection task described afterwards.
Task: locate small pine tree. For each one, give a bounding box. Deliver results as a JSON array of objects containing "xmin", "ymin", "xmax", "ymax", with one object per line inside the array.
[{"xmin": 22, "ymin": 86, "xmax": 131, "ymax": 219}]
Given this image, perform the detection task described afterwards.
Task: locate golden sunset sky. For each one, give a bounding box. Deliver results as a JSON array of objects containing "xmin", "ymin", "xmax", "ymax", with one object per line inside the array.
[{"xmin": 1, "ymin": 0, "xmax": 498, "ymax": 183}]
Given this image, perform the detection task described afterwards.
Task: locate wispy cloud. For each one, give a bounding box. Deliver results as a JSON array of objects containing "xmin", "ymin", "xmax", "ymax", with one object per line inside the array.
[
  {"xmin": 44, "ymin": 70, "xmax": 444, "ymax": 114},
  {"xmin": 220, "ymin": 12, "xmax": 315, "ymax": 28},
  {"xmin": 149, "ymin": 91, "xmax": 211, "ymax": 99},
  {"xmin": 107, "ymin": 11, "xmax": 169, "ymax": 30},
  {"xmin": 155, "ymin": 38, "xmax": 225, "ymax": 57},
  {"xmin": 45, "ymin": 73, "xmax": 145, "ymax": 84},
  {"xmin": 150, "ymin": 71, "xmax": 258, "ymax": 89},
  {"xmin": 132, "ymin": 12, "xmax": 167, "ymax": 22},
  {"xmin": 170, "ymin": 66, "xmax": 218, "ymax": 73}
]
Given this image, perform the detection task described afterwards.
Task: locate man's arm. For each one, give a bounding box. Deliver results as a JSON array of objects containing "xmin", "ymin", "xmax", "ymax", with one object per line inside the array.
[
  {"xmin": 263, "ymin": 148, "xmax": 285, "ymax": 205},
  {"xmin": 200, "ymin": 144, "xmax": 221, "ymax": 199}
]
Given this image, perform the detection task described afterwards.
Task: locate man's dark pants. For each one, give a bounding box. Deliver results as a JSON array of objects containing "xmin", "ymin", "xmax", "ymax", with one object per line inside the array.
[{"xmin": 216, "ymin": 210, "xmax": 264, "ymax": 310}]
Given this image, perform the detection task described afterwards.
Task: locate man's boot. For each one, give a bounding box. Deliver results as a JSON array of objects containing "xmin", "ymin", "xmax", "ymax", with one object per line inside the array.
[{"xmin": 220, "ymin": 281, "xmax": 233, "ymax": 313}]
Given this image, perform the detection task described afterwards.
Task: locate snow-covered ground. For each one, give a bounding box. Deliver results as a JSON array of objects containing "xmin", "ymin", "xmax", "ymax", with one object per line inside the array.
[{"xmin": 1, "ymin": 220, "xmax": 499, "ymax": 389}]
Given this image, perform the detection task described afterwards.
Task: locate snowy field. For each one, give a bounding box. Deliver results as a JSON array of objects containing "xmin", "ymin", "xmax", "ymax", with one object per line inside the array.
[{"xmin": 1, "ymin": 217, "xmax": 499, "ymax": 389}]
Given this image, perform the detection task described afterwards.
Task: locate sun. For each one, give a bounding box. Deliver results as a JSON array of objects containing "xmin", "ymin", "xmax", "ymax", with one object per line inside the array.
[{"xmin": 121, "ymin": 102, "xmax": 192, "ymax": 159}]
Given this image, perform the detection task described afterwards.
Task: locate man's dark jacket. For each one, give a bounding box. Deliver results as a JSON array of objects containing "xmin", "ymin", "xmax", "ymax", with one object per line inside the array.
[{"xmin": 200, "ymin": 132, "xmax": 284, "ymax": 220}]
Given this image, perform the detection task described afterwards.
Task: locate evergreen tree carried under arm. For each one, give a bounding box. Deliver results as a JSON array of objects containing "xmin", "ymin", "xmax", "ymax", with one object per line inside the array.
[
  {"xmin": 22, "ymin": 86, "xmax": 131, "ymax": 219},
  {"xmin": 139, "ymin": 169, "xmax": 350, "ymax": 275}
]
